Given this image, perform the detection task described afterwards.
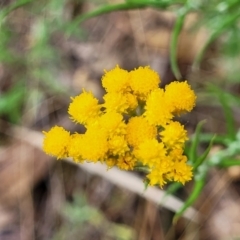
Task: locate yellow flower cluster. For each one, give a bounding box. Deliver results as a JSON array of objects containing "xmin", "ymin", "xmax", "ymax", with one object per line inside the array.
[{"xmin": 42, "ymin": 65, "xmax": 196, "ymax": 187}]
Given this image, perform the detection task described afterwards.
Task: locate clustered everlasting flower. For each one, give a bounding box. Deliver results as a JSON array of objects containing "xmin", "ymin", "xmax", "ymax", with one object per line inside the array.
[{"xmin": 43, "ymin": 66, "xmax": 196, "ymax": 187}]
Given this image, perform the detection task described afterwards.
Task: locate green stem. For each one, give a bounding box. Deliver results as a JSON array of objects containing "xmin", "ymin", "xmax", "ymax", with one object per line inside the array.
[
  {"xmin": 134, "ymin": 165, "xmax": 150, "ymax": 173},
  {"xmin": 170, "ymin": 11, "xmax": 186, "ymax": 80},
  {"xmin": 173, "ymin": 176, "xmax": 205, "ymax": 223},
  {"xmin": 188, "ymin": 120, "xmax": 206, "ymax": 163},
  {"xmin": 193, "ymin": 135, "xmax": 215, "ymax": 171},
  {"xmin": 163, "ymin": 182, "xmax": 182, "ymax": 199}
]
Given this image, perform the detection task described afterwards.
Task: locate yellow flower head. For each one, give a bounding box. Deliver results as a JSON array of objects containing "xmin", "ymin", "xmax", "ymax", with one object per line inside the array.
[
  {"xmin": 68, "ymin": 90, "xmax": 101, "ymax": 125},
  {"xmin": 80, "ymin": 126, "xmax": 108, "ymax": 162},
  {"xmin": 102, "ymin": 65, "xmax": 130, "ymax": 93},
  {"xmin": 134, "ymin": 139, "xmax": 166, "ymax": 167},
  {"xmin": 172, "ymin": 161, "xmax": 193, "ymax": 184},
  {"xmin": 116, "ymin": 152, "xmax": 137, "ymax": 171},
  {"xmin": 43, "ymin": 126, "xmax": 70, "ymax": 159},
  {"xmin": 67, "ymin": 133, "xmax": 85, "ymax": 163},
  {"xmin": 167, "ymin": 149, "xmax": 193, "ymax": 184},
  {"xmin": 103, "ymin": 92, "xmax": 129, "ymax": 113},
  {"xmin": 129, "ymin": 66, "xmax": 160, "ymax": 100},
  {"xmin": 126, "ymin": 116, "xmax": 157, "ymax": 148},
  {"xmin": 108, "ymin": 135, "xmax": 129, "ymax": 156},
  {"xmin": 146, "ymin": 157, "xmax": 173, "ymax": 188},
  {"xmin": 144, "ymin": 88, "xmax": 173, "ymax": 126},
  {"xmin": 169, "ymin": 148, "xmax": 186, "ymax": 161},
  {"xmin": 98, "ymin": 112, "xmax": 126, "ymax": 137},
  {"xmin": 164, "ymin": 81, "xmax": 196, "ymax": 115},
  {"xmin": 147, "ymin": 170, "xmax": 166, "ymax": 188},
  {"xmin": 160, "ymin": 121, "xmax": 188, "ymax": 150},
  {"xmin": 125, "ymin": 92, "xmax": 138, "ymax": 110}
]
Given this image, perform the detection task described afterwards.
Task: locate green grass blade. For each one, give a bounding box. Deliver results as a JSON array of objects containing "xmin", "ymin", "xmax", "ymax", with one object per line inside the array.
[
  {"xmin": 219, "ymin": 94, "xmax": 235, "ymax": 141},
  {"xmin": 208, "ymin": 84, "xmax": 236, "ymax": 140},
  {"xmin": 218, "ymin": 159, "xmax": 240, "ymax": 168},
  {"xmin": 173, "ymin": 176, "xmax": 206, "ymax": 223},
  {"xmin": 0, "ymin": 0, "xmax": 33, "ymax": 20},
  {"xmin": 170, "ymin": 11, "xmax": 186, "ymax": 80},
  {"xmin": 188, "ymin": 120, "xmax": 206, "ymax": 163},
  {"xmin": 163, "ymin": 182, "xmax": 182, "ymax": 199},
  {"xmin": 67, "ymin": 1, "xmax": 173, "ymax": 36},
  {"xmin": 193, "ymin": 11, "xmax": 240, "ymax": 68},
  {"xmin": 193, "ymin": 135, "xmax": 215, "ymax": 171}
]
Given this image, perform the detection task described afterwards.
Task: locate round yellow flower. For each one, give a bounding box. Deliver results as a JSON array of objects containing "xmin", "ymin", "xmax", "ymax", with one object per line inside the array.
[
  {"xmin": 97, "ymin": 112, "xmax": 126, "ymax": 137},
  {"xmin": 102, "ymin": 65, "xmax": 130, "ymax": 93},
  {"xmin": 80, "ymin": 125, "xmax": 108, "ymax": 162},
  {"xmin": 134, "ymin": 139, "xmax": 166, "ymax": 167},
  {"xmin": 172, "ymin": 161, "xmax": 193, "ymax": 184},
  {"xmin": 160, "ymin": 121, "xmax": 188, "ymax": 150},
  {"xmin": 167, "ymin": 149, "xmax": 193, "ymax": 184},
  {"xmin": 108, "ymin": 135, "xmax": 129, "ymax": 156},
  {"xmin": 103, "ymin": 92, "xmax": 129, "ymax": 113},
  {"xmin": 144, "ymin": 88, "xmax": 173, "ymax": 126},
  {"xmin": 164, "ymin": 81, "xmax": 196, "ymax": 115},
  {"xmin": 43, "ymin": 126, "xmax": 70, "ymax": 159},
  {"xmin": 147, "ymin": 170, "xmax": 166, "ymax": 188},
  {"xmin": 169, "ymin": 148, "xmax": 186, "ymax": 161},
  {"xmin": 126, "ymin": 116, "xmax": 157, "ymax": 148},
  {"xmin": 146, "ymin": 157, "xmax": 173, "ymax": 188},
  {"xmin": 125, "ymin": 92, "xmax": 138, "ymax": 110},
  {"xmin": 68, "ymin": 90, "xmax": 101, "ymax": 125},
  {"xmin": 116, "ymin": 152, "xmax": 137, "ymax": 170},
  {"xmin": 129, "ymin": 66, "xmax": 160, "ymax": 100},
  {"xmin": 67, "ymin": 133, "xmax": 84, "ymax": 162}
]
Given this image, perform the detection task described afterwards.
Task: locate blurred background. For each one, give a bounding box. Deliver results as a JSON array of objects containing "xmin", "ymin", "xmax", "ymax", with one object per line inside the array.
[{"xmin": 1, "ymin": 0, "xmax": 240, "ymax": 239}]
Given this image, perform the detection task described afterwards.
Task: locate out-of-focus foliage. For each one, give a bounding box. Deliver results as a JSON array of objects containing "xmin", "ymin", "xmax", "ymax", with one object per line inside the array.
[
  {"xmin": 0, "ymin": 81, "xmax": 25, "ymax": 123},
  {"xmin": 68, "ymin": 0, "xmax": 240, "ymax": 80},
  {"xmin": 0, "ymin": 0, "xmax": 75, "ymax": 123},
  {"xmin": 52, "ymin": 193, "xmax": 135, "ymax": 240}
]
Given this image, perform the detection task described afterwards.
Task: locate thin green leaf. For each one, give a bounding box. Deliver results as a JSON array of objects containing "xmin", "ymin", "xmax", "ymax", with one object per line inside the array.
[
  {"xmin": 219, "ymin": 95, "xmax": 235, "ymax": 141},
  {"xmin": 66, "ymin": 1, "xmax": 179, "ymax": 36},
  {"xmin": 198, "ymin": 133, "xmax": 229, "ymax": 145},
  {"xmin": 170, "ymin": 10, "xmax": 186, "ymax": 79},
  {"xmin": 193, "ymin": 11, "xmax": 240, "ymax": 68},
  {"xmin": 0, "ymin": 81, "xmax": 25, "ymax": 123},
  {"xmin": 218, "ymin": 159, "xmax": 240, "ymax": 168},
  {"xmin": 188, "ymin": 120, "xmax": 206, "ymax": 163},
  {"xmin": 0, "ymin": 0, "xmax": 33, "ymax": 21},
  {"xmin": 208, "ymin": 84, "xmax": 236, "ymax": 140},
  {"xmin": 173, "ymin": 176, "xmax": 206, "ymax": 223},
  {"xmin": 193, "ymin": 135, "xmax": 215, "ymax": 171},
  {"xmin": 162, "ymin": 182, "xmax": 182, "ymax": 201}
]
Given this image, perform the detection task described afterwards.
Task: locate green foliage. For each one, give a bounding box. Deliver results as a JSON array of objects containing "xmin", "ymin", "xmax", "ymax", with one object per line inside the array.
[
  {"xmin": 0, "ymin": 0, "xmax": 73, "ymax": 123},
  {"xmin": 0, "ymin": 81, "xmax": 25, "ymax": 123},
  {"xmin": 53, "ymin": 193, "xmax": 135, "ymax": 240},
  {"xmin": 70, "ymin": 0, "xmax": 240, "ymax": 79}
]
